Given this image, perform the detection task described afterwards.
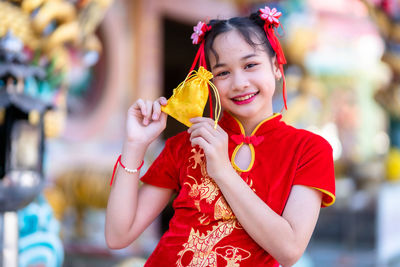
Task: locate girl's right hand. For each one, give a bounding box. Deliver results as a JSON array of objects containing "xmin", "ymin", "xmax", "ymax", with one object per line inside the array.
[{"xmin": 125, "ymin": 97, "xmax": 168, "ymax": 145}]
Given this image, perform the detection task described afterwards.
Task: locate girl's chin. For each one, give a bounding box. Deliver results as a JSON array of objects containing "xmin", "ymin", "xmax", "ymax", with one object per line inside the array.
[{"xmin": 227, "ymin": 108, "xmax": 272, "ymax": 121}]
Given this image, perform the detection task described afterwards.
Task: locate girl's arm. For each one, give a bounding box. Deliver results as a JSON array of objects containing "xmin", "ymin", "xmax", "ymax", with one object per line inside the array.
[
  {"xmin": 211, "ymin": 168, "xmax": 321, "ymax": 267},
  {"xmin": 105, "ymin": 97, "xmax": 174, "ymax": 249},
  {"xmin": 188, "ymin": 117, "xmax": 322, "ymax": 267}
]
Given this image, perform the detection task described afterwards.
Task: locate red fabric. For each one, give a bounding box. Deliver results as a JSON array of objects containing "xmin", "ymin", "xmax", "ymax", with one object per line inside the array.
[
  {"xmin": 231, "ymin": 134, "xmax": 264, "ymax": 146},
  {"xmin": 140, "ymin": 112, "xmax": 335, "ymax": 266}
]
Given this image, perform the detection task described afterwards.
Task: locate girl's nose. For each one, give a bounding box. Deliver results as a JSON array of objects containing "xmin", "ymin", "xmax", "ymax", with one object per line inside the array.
[{"xmin": 232, "ymin": 72, "xmax": 250, "ymax": 91}]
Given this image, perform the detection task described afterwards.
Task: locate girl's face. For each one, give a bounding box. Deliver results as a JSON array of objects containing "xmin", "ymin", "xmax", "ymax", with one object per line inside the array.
[{"xmin": 209, "ymin": 30, "xmax": 281, "ymax": 128}]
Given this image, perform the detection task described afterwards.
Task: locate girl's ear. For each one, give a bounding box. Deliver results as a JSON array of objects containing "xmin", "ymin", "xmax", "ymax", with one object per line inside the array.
[{"xmin": 272, "ymin": 56, "xmax": 282, "ymax": 80}]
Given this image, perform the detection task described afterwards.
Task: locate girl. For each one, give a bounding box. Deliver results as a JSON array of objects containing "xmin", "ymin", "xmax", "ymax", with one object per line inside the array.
[{"xmin": 105, "ymin": 7, "xmax": 335, "ymax": 267}]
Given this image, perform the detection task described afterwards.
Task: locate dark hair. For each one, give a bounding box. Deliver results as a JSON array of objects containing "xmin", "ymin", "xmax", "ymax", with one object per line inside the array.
[{"xmin": 204, "ymin": 11, "xmax": 275, "ymax": 69}]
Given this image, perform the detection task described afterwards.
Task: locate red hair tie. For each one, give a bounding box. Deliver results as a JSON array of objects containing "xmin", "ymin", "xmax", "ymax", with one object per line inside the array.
[
  {"xmin": 259, "ymin": 6, "xmax": 288, "ymax": 110},
  {"xmin": 190, "ymin": 21, "xmax": 214, "ymax": 118}
]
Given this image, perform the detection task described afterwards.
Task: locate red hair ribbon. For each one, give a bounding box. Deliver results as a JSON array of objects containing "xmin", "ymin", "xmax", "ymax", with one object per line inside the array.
[
  {"xmin": 231, "ymin": 134, "xmax": 265, "ymax": 146},
  {"xmin": 259, "ymin": 6, "xmax": 288, "ymax": 110},
  {"xmin": 190, "ymin": 21, "xmax": 214, "ymax": 118}
]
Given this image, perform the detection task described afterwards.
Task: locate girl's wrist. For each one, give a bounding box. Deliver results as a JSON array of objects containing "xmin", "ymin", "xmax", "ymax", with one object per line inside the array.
[
  {"xmin": 121, "ymin": 141, "xmax": 147, "ymax": 163},
  {"xmin": 123, "ymin": 137, "xmax": 151, "ymax": 148},
  {"xmin": 211, "ymin": 160, "xmax": 235, "ymax": 182}
]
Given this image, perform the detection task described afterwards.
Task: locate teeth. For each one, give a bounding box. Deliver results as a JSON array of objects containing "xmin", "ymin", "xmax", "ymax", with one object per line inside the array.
[{"xmin": 233, "ymin": 93, "xmax": 256, "ymax": 101}]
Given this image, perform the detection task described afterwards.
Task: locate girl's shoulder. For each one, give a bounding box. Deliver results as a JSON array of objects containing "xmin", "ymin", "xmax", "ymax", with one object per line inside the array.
[{"xmin": 279, "ymin": 122, "xmax": 332, "ymax": 152}]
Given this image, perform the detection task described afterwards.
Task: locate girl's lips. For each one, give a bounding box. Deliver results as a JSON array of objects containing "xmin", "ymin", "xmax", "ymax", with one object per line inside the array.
[{"xmin": 231, "ymin": 91, "xmax": 259, "ymax": 105}]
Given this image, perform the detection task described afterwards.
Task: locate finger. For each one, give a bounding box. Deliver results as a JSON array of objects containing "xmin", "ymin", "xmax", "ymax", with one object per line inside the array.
[
  {"xmin": 190, "ymin": 127, "xmax": 215, "ymax": 144},
  {"xmin": 190, "ymin": 117, "xmax": 217, "ymax": 132},
  {"xmin": 191, "ymin": 136, "xmax": 210, "ymax": 153},
  {"xmin": 143, "ymin": 100, "xmax": 153, "ymax": 125},
  {"xmin": 152, "ymin": 100, "xmax": 161, "ymax": 120},
  {"xmin": 188, "ymin": 121, "xmax": 217, "ymax": 136},
  {"xmin": 159, "ymin": 111, "xmax": 168, "ymax": 125},
  {"xmin": 219, "ymin": 127, "xmax": 228, "ymax": 140},
  {"xmin": 159, "ymin": 97, "xmax": 168, "ymax": 106},
  {"xmin": 133, "ymin": 99, "xmax": 147, "ymax": 117},
  {"xmin": 214, "ymin": 123, "xmax": 226, "ymax": 135},
  {"xmin": 190, "ymin": 116, "xmax": 215, "ymax": 125}
]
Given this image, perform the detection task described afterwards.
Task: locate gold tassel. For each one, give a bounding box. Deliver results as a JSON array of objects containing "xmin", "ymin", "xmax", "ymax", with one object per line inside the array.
[{"xmin": 162, "ymin": 66, "xmax": 221, "ymax": 128}]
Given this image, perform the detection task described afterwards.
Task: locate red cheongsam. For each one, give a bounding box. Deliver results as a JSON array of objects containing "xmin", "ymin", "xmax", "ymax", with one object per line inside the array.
[{"xmin": 140, "ymin": 112, "xmax": 335, "ymax": 267}]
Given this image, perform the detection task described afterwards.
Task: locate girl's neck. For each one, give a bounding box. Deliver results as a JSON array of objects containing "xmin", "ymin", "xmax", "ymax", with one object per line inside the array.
[{"xmin": 235, "ymin": 111, "xmax": 274, "ymax": 136}]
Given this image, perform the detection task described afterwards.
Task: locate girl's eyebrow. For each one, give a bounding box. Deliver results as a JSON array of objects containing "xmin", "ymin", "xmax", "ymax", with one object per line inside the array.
[
  {"xmin": 212, "ymin": 53, "xmax": 258, "ymax": 69},
  {"xmin": 212, "ymin": 62, "xmax": 225, "ymax": 69},
  {"xmin": 241, "ymin": 53, "xmax": 257, "ymax": 60}
]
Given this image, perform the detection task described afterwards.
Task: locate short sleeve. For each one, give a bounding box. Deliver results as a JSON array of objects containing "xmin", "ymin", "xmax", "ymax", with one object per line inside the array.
[
  {"xmin": 140, "ymin": 137, "xmax": 180, "ymax": 192},
  {"xmin": 293, "ymin": 134, "xmax": 336, "ymax": 207}
]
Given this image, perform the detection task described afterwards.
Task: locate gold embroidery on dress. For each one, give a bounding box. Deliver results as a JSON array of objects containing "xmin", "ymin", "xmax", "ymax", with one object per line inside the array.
[
  {"xmin": 215, "ymin": 246, "xmax": 251, "ymax": 267},
  {"xmin": 176, "ymin": 220, "xmax": 237, "ymax": 267},
  {"xmin": 189, "ymin": 148, "xmax": 204, "ymax": 169},
  {"xmin": 245, "ymin": 177, "xmax": 256, "ymax": 193},
  {"xmin": 214, "ymin": 196, "xmax": 235, "ymax": 221},
  {"xmin": 177, "ymin": 148, "xmax": 251, "ymax": 266},
  {"xmin": 185, "ymin": 148, "xmax": 221, "ymax": 222}
]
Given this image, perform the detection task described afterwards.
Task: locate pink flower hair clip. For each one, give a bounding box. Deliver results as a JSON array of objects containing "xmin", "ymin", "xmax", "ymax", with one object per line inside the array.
[
  {"xmin": 258, "ymin": 5, "xmax": 287, "ymax": 110},
  {"xmin": 259, "ymin": 6, "xmax": 282, "ymax": 27},
  {"xmin": 191, "ymin": 21, "xmax": 211, "ymax": 45}
]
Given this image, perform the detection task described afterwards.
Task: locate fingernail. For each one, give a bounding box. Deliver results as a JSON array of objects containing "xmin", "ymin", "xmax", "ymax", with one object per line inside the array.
[{"xmin": 152, "ymin": 114, "xmax": 157, "ymax": 120}]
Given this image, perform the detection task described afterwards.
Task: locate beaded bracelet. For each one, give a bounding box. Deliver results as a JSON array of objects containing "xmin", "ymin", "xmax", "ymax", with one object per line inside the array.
[{"xmin": 110, "ymin": 155, "xmax": 144, "ymax": 186}]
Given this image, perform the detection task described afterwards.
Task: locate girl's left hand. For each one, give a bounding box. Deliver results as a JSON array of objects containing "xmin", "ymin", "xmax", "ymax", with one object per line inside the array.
[{"xmin": 188, "ymin": 117, "xmax": 231, "ymax": 179}]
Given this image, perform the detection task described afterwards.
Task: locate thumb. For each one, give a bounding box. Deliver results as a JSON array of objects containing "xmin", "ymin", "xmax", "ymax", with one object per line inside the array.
[{"xmin": 159, "ymin": 111, "xmax": 168, "ymax": 125}]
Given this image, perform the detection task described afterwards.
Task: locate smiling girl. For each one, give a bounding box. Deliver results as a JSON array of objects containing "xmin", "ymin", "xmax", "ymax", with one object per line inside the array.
[{"xmin": 105, "ymin": 6, "xmax": 335, "ymax": 267}]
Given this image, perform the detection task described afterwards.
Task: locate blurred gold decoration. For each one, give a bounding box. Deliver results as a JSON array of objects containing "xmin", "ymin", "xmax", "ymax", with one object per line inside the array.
[
  {"xmin": 0, "ymin": 0, "xmax": 113, "ymax": 72},
  {"xmin": 280, "ymin": 23, "xmax": 327, "ymax": 126},
  {"xmin": 32, "ymin": 1, "xmax": 77, "ymax": 35},
  {"xmin": 283, "ymin": 75, "xmax": 327, "ymax": 125},
  {"xmin": 44, "ymin": 110, "xmax": 66, "ymax": 138},
  {"xmin": 44, "ymin": 168, "xmax": 111, "ymax": 237},
  {"xmin": 0, "ymin": 1, "xmax": 40, "ymax": 49},
  {"xmin": 284, "ymin": 28, "xmax": 317, "ymax": 68},
  {"xmin": 28, "ymin": 110, "xmax": 40, "ymax": 126},
  {"xmin": 362, "ymin": 0, "xmax": 400, "ymax": 118},
  {"xmin": 386, "ymin": 148, "xmax": 400, "ymax": 181},
  {"xmin": 0, "ymin": 108, "xmax": 5, "ymax": 125},
  {"xmin": 362, "ymin": 0, "xmax": 400, "ymax": 182},
  {"xmin": 0, "ymin": 0, "xmax": 113, "ymax": 141},
  {"xmin": 374, "ymin": 84, "xmax": 400, "ymax": 118}
]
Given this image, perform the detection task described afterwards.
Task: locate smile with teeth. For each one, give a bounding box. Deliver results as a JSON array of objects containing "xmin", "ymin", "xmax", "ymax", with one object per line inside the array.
[{"xmin": 232, "ymin": 92, "xmax": 258, "ymax": 101}]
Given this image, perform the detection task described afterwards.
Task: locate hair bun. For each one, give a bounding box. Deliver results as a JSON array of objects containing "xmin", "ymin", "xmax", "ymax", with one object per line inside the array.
[
  {"xmin": 249, "ymin": 11, "xmax": 264, "ymax": 28},
  {"xmin": 208, "ymin": 19, "xmax": 225, "ymax": 28}
]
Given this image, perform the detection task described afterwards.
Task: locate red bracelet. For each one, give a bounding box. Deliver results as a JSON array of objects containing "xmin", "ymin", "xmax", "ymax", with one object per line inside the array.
[{"xmin": 110, "ymin": 155, "xmax": 144, "ymax": 186}]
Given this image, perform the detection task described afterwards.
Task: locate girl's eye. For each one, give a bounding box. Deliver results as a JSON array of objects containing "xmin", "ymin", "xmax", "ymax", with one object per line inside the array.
[
  {"xmin": 216, "ymin": 71, "xmax": 229, "ymax": 77},
  {"xmin": 245, "ymin": 63, "xmax": 257, "ymax": 69}
]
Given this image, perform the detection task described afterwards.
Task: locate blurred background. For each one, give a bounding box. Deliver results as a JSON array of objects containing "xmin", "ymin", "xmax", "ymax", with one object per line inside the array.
[{"xmin": 1, "ymin": 0, "xmax": 400, "ymax": 266}]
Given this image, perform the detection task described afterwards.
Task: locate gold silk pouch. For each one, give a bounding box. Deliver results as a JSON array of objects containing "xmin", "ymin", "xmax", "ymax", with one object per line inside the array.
[{"xmin": 161, "ymin": 66, "xmax": 221, "ymax": 128}]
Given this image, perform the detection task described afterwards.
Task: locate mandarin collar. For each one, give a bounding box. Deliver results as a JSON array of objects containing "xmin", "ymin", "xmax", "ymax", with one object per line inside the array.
[{"xmin": 218, "ymin": 111, "xmax": 283, "ymax": 136}]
